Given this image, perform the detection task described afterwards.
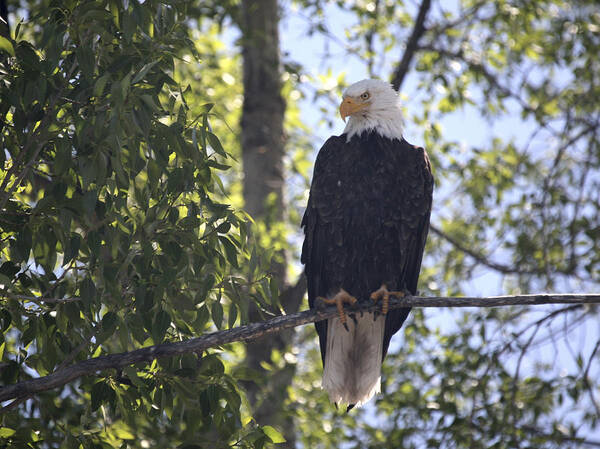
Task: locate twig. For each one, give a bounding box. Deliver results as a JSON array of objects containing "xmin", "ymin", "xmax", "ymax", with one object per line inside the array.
[
  {"xmin": 521, "ymin": 424, "xmax": 600, "ymax": 448},
  {"xmin": 391, "ymin": 0, "xmax": 432, "ymax": 92},
  {"xmin": 0, "ymin": 395, "xmax": 30, "ymax": 413},
  {"xmin": 475, "ymin": 303, "xmax": 583, "ymax": 423},
  {"xmin": 429, "ymin": 223, "xmax": 537, "ymax": 275},
  {"xmin": 0, "ymin": 293, "xmax": 598, "ymax": 407},
  {"xmin": 584, "ymin": 339, "xmax": 600, "ymax": 381},
  {"xmin": 55, "ymin": 339, "xmax": 91, "ymax": 372},
  {"xmin": 583, "ymin": 339, "xmax": 600, "ymax": 417},
  {"xmin": 415, "ymin": 44, "xmax": 543, "ymax": 118},
  {"xmin": 1, "ymin": 294, "xmax": 82, "ymax": 304}
]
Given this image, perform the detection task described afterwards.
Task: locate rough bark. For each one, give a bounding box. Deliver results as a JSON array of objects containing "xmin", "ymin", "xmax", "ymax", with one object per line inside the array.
[
  {"xmin": 240, "ymin": 0, "xmax": 286, "ymax": 287},
  {"xmin": 239, "ymin": 0, "xmax": 297, "ymax": 445},
  {"xmin": 241, "ymin": 0, "xmax": 286, "ymax": 250},
  {"xmin": 2, "ymin": 293, "xmax": 598, "ymax": 408}
]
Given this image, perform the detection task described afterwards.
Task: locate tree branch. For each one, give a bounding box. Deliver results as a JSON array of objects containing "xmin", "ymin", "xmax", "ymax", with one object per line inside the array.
[
  {"xmin": 521, "ymin": 425, "xmax": 600, "ymax": 448},
  {"xmin": 391, "ymin": 0, "xmax": 432, "ymax": 92},
  {"xmin": 429, "ymin": 223, "xmax": 537, "ymax": 275},
  {"xmin": 415, "ymin": 44, "xmax": 540, "ymax": 116},
  {"xmin": 1, "ymin": 293, "xmax": 599, "ymax": 408},
  {"xmin": 1, "ymin": 293, "xmax": 82, "ymax": 304}
]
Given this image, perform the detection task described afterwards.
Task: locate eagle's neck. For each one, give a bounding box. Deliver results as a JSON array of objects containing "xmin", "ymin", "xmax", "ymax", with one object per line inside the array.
[{"xmin": 343, "ymin": 102, "xmax": 403, "ymax": 141}]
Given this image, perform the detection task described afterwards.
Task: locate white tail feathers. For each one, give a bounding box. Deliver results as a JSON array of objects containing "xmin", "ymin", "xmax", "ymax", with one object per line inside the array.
[{"xmin": 322, "ymin": 312, "xmax": 385, "ymax": 407}]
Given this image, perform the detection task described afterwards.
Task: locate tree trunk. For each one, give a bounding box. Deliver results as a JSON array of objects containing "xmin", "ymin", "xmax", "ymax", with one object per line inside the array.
[
  {"xmin": 241, "ymin": 0, "xmax": 287, "ymax": 286},
  {"xmin": 240, "ymin": 1, "xmax": 296, "ymax": 446}
]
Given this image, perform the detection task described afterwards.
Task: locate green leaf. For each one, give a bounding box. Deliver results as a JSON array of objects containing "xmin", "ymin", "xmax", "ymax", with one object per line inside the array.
[
  {"xmin": 91, "ymin": 381, "xmax": 114, "ymax": 411},
  {"xmin": 0, "ymin": 309, "xmax": 11, "ymax": 332},
  {"xmin": 152, "ymin": 310, "xmax": 171, "ymax": 343},
  {"xmin": 216, "ymin": 222, "xmax": 231, "ymax": 233},
  {"xmin": 123, "ymin": 366, "xmax": 146, "ymax": 389},
  {"xmin": 0, "ymin": 427, "xmax": 16, "ymax": 438},
  {"xmin": 120, "ymin": 71, "xmax": 132, "ymax": 100},
  {"xmin": 207, "ymin": 160, "xmax": 231, "ymax": 171},
  {"xmin": 64, "ymin": 234, "xmax": 81, "ymax": 266},
  {"xmin": 80, "ymin": 277, "xmax": 97, "ymax": 301},
  {"xmin": 132, "ymin": 61, "xmax": 159, "ymax": 84},
  {"xmin": 140, "ymin": 94, "xmax": 160, "ymax": 111},
  {"xmin": 94, "ymin": 73, "xmax": 110, "ymax": 97},
  {"xmin": 54, "ymin": 139, "xmax": 72, "ymax": 175},
  {"xmin": 207, "ymin": 132, "xmax": 227, "ymax": 158},
  {"xmin": 0, "ymin": 37, "xmax": 14, "ymax": 56},
  {"xmin": 0, "ymin": 273, "xmax": 11, "ymax": 286},
  {"xmin": 198, "ymin": 355, "xmax": 225, "ymax": 377},
  {"xmin": 113, "ymin": 426, "xmax": 135, "ymax": 440},
  {"xmin": 228, "ymin": 303, "xmax": 237, "ymax": 328},
  {"xmin": 75, "ymin": 45, "xmax": 95, "ymax": 78},
  {"xmin": 14, "ymin": 226, "xmax": 32, "ymax": 262},
  {"xmin": 262, "ymin": 425, "xmax": 285, "ymax": 443},
  {"xmin": 219, "ymin": 236, "xmax": 239, "ymax": 269},
  {"xmin": 195, "ymin": 305, "xmax": 210, "ymax": 330},
  {"xmin": 211, "ymin": 301, "xmax": 223, "ymax": 329},
  {"xmin": 98, "ymin": 312, "xmax": 118, "ymax": 343}
]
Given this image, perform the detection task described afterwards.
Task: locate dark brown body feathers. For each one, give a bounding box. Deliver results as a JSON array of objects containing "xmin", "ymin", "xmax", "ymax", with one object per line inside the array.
[{"xmin": 301, "ymin": 131, "xmax": 434, "ymax": 366}]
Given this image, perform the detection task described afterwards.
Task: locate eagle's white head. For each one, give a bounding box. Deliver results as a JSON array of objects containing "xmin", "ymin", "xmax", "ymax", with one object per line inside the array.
[{"xmin": 340, "ymin": 79, "xmax": 403, "ymax": 141}]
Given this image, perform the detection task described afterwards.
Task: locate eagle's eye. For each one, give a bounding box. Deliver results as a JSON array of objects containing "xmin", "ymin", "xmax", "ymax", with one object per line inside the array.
[{"xmin": 360, "ymin": 92, "xmax": 370, "ymax": 100}]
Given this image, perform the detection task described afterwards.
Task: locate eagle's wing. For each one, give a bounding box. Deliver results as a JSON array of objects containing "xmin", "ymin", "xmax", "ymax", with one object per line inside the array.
[
  {"xmin": 378, "ymin": 136, "xmax": 434, "ymax": 359},
  {"xmin": 301, "ymin": 136, "xmax": 346, "ymax": 365}
]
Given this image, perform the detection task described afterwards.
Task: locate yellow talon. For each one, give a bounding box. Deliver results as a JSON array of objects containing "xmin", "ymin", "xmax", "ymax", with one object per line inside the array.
[
  {"xmin": 370, "ymin": 284, "xmax": 404, "ymax": 314},
  {"xmin": 317, "ymin": 289, "xmax": 357, "ymax": 325}
]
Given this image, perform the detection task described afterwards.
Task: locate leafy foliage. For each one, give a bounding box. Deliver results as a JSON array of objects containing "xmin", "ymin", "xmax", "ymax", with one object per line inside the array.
[{"xmin": 0, "ymin": 1, "xmax": 279, "ymax": 447}]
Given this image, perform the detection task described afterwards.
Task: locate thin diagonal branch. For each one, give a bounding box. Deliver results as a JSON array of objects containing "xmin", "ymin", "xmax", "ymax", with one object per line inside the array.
[
  {"xmin": 1, "ymin": 293, "xmax": 599, "ymax": 408},
  {"xmin": 430, "ymin": 223, "xmax": 537, "ymax": 274},
  {"xmin": 391, "ymin": 0, "xmax": 432, "ymax": 92},
  {"xmin": 415, "ymin": 44, "xmax": 540, "ymax": 116},
  {"xmin": 583, "ymin": 338, "xmax": 600, "ymax": 417},
  {"xmin": 1, "ymin": 293, "xmax": 82, "ymax": 304}
]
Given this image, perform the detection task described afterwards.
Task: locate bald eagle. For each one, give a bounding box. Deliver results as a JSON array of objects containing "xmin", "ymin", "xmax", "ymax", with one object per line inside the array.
[{"xmin": 301, "ymin": 79, "xmax": 433, "ymax": 407}]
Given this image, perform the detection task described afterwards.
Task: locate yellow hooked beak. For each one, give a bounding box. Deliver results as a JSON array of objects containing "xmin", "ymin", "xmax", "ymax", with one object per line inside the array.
[{"xmin": 339, "ymin": 97, "xmax": 369, "ymax": 122}]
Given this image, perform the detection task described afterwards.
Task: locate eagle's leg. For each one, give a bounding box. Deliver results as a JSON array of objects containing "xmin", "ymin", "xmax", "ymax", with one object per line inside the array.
[
  {"xmin": 317, "ymin": 289, "xmax": 357, "ymax": 327},
  {"xmin": 370, "ymin": 284, "xmax": 404, "ymax": 314}
]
